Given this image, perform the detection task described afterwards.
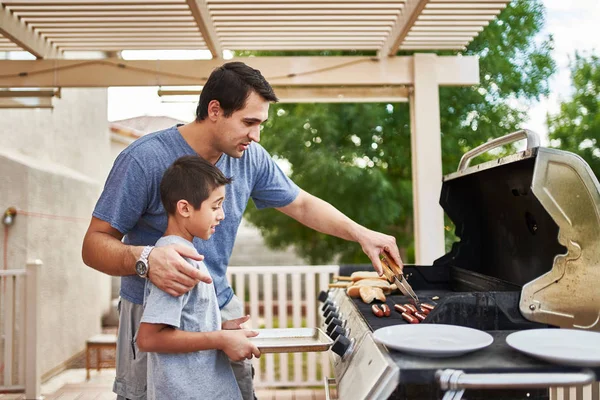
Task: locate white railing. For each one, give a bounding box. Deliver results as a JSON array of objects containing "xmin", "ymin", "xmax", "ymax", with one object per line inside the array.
[
  {"xmin": 227, "ymin": 265, "xmax": 339, "ymax": 388},
  {"xmin": 0, "ymin": 260, "xmax": 41, "ymax": 399},
  {"xmin": 552, "ymin": 384, "xmax": 600, "ymax": 400}
]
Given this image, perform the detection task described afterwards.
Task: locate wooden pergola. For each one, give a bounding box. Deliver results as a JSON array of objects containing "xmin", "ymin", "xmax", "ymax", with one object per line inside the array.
[
  {"xmin": 0, "ymin": 0, "xmax": 510, "ymax": 264},
  {"xmin": 0, "ymin": 0, "xmax": 507, "ymax": 56}
]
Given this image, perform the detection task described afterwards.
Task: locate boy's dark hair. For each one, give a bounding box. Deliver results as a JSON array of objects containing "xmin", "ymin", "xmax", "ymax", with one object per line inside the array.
[
  {"xmin": 195, "ymin": 61, "xmax": 278, "ymax": 121},
  {"xmin": 160, "ymin": 156, "xmax": 233, "ymax": 215}
]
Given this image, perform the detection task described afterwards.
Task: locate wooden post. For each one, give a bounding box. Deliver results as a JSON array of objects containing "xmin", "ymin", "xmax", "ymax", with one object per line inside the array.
[
  {"xmin": 4, "ymin": 275, "xmax": 15, "ymax": 387},
  {"xmin": 592, "ymin": 382, "xmax": 600, "ymax": 400},
  {"xmin": 25, "ymin": 259, "xmax": 42, "ymax": 400},
  {"xmin": 409, "ymin": 53, "xmax": 446, "ymax": 264}
]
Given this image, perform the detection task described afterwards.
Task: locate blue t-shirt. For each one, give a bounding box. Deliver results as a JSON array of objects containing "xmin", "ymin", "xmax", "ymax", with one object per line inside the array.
[
  {"xmin": 141, "ymin": 235, "xmax": 241, "ymax": 400},
  {"xmin": 93, "ymin": 125, "xmax": 299, "ymax": 308}
]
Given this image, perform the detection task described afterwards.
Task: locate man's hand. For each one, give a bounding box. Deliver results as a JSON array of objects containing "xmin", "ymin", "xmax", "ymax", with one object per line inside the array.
[
  {"xmin": 219, "ymin": 330, "xmax": 261, "ymax": 362},
  {"xmin": 357, "ymin": 228, "xmax": 404, "ymax": 276},
  {"xmin": 222, "ymin": 315, "xmax": 251, "ymax": 330},
  {"xmin": 147, "ymin": 244, "xmax": 212, "ymax": 296}
]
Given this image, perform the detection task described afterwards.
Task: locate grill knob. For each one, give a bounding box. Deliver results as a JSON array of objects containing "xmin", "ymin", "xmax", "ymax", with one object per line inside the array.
[
  {"xmin": 318, "ymin": 291, "xmax": 329, "ymax": 303},
  {"xmin": 324, "ymin": 312, "xmax": 340, "ymax": 325},
  {"xmin": 326, "ymin": 318, "xmax": 343, "ymax": 335},
  {"xmin": 322, "ymin": 304, "xmax": 337, "ymax": 316},
  {"xmin": 331, "ymin": 334, "xmax": 351, "ymax": 357},
  {"xmin": 330, "ymin": 325, "xmax": 346, "ymax": 341}
]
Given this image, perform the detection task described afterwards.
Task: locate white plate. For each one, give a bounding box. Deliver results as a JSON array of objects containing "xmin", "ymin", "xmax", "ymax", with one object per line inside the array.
[
  {"xmin": 373, "ymin": 324, "xmax": 494, "ymax": 357},
  {"xmin": 506, "ymin": 329, "xmax": 600, "ymax": 367}
]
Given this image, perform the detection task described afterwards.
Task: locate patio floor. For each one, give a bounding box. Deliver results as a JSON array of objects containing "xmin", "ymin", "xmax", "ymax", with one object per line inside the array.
[{"xmin": 0, "ymin": 368, "xmax": 327, "ymax": 400}]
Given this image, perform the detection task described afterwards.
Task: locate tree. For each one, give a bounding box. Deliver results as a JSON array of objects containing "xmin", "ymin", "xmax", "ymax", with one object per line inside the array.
[
  {"xmin": 244, "ymin": 0, "xmax": 555, "ymax": 264},
  {"xmin": 547, "ymin": 53, "xmax": 600, "ymax": 178}
]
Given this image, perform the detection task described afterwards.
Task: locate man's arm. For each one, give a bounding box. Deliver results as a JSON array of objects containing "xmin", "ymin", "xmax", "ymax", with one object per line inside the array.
[
  {"xmin": 82, "ymin": 217, "xmax": 138, "ymax": 276},
  {"xmin": 277, "ymin": 190, "xmax": 403, "ymax": 274},
  {"xmin": 81, "ymin": 217, "xmax": 212, "ymax": 296},
  {"xmin": 136, "ymin": 322, "xmax": 260, "ymax": 361}
]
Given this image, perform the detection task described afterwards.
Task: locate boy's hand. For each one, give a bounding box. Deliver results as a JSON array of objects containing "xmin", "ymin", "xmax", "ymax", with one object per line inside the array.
[
  {"xmin": 147, "ymin": 244, "xmax": 212, "ymax": 297},
  {"xmin": 222, "ymin": 315, "xmax": 251, "ymax": 330},
  {"xmin": 220, "ymin": 330, "xmax": 261, "ymax": 362}
]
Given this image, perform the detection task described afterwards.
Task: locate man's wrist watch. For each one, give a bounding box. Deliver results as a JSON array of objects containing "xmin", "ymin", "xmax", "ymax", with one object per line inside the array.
[{"xmin": 135, "ymin": 245, "xmax": 154, "ymax": 279}]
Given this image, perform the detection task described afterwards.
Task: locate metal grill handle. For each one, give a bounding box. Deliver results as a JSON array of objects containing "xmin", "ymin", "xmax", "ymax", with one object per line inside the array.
[
  {"xmin": 437, "ymin": 368, "xmax": 596, "ymax": 400},
  {"xmin": 457, "ymin": 129, "xmax": 541, "ymax": 172}
]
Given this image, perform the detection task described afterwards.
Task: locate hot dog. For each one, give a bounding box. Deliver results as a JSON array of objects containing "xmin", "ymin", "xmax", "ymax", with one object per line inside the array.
[
  {"xmin": 419, "ymin": 306, "xmax": 430, "ymax": 315},
  {"xmin": 404, "ymin": 304, "xmax": 418, "ymax": 314},
  {"xmin": 401, "ymin": 312, "xmax": 419, "ymax": 324},
  {"xmin": 372, "ymin": 304, "xmax": 384, "ymax": 317},
  {"xmin": 394, "ymin": 304, "xmax": 409, "ymax": 314},
  {"xmin": 421, "ymin": 303, "xmax": 435, "ymax": 311},
  {"xmin": 414, "ymin": 312, "xmax": 427, "ymax": 322},
  {"xmin": 381, "ymin": 304, "xmax": 391, "ymax": 317}
]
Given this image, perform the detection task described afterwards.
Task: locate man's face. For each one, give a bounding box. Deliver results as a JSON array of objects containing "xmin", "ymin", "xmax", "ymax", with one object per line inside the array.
[
  {"xmin": 215, "ymin": 91, "xmax": 270, "ymax": 158},
  {"xmin": 189, "ymin": 185, "xmax": 226, "ymax": 240}
]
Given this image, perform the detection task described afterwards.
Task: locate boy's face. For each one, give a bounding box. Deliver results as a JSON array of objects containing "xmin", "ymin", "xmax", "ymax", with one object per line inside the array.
[
  {"xmin": 189, "ymin": 185, "xmax": 226, "ymax": 240},
  {"xmin": 215, "ymin": 90, "xmax": 269, "ymax": 158}
]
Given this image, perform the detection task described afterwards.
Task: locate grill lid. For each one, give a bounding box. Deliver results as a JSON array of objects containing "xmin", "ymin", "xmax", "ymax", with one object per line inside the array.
[
  {"xmin": 437, "ymin": 130, "xmax": 600, "ymax": 331},
  {"xmin": 521, "ymin": 147, "xmax": 600, "ymax": 330}
]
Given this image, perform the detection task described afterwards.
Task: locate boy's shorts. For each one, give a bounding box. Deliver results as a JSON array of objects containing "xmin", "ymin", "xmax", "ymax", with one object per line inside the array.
[{"xmin": 112, "ymin": 295, "xmax": 256, "ymax": 400}]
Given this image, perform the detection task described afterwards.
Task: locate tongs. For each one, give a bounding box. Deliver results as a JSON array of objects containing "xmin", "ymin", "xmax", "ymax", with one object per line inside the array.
[{"xmin": 380, "ymin": 251, "xmax": 421, "ymax": 309}]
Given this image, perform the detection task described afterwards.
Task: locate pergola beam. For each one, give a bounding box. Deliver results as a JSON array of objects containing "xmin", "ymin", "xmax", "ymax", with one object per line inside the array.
[
  {"xmin": 158, "ymin": 86, "xmax": 411, "ymax": 103},
  {"xmin": 186, "ymin": 0, "xmax": 222, "ymax": 59},
  {"xmin": 0, "ymin": 4, "xmax": 62, "ymax": 59},
  {"xmin": 379, "ymin": 0, "xmax": 428, "ymax": 58},
  {"xmin": 0, "ymin": 56, "xmax": 479, "ymax": 88}
]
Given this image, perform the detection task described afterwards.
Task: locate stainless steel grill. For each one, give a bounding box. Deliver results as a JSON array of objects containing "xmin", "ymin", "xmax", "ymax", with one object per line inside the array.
[{"xmin": 319, "ymin": 131, "xmax": 600, "ymax": 400}]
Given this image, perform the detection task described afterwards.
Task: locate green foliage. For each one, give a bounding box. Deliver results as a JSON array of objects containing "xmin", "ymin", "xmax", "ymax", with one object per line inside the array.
[
  {"xmin": 242, "ymin": 0, "xmax": 555, "ymax": 264},
  {"xmin": 547, "ymin": 53, "xmax": 600, "ymax": 178}
]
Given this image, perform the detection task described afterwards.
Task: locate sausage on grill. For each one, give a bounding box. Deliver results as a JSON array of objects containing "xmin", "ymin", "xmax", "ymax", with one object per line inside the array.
[
  {"xmin": 394, "ymin": 304, "xmax": 409, "ymax": 314},
  {"xmin": 401, "ymin": 312, "xmax": 419, "ymax": 324},
  {"xmin": 414, "ymin": 312, "xmax": 427, "ymax": 322},
  {"xmin": 381, "ymin": 304, "xmax": 391, "ymax": 317},
  {"xmin": 372, "ymin": 304, "xmax": 384, "ymax": 317},
  {"xmin": 404, "ymin": 304, "xmax": 418, "ymax": 314}
]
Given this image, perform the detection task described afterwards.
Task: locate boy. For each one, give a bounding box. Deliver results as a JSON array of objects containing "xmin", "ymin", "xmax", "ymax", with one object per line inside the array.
[{"xmin": 136, "ymin": 155, "xmax": 261, "ymax": 400}]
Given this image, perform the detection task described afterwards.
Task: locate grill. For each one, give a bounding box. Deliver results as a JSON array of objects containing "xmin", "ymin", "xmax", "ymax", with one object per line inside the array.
[{"xmin": 319, "ymin": 131, "xmax": 600, "ymax": 400}]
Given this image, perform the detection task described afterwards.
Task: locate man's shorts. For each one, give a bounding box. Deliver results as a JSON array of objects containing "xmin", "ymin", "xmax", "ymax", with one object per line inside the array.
[
  {"xmin": 113, "ymin": 299, "xmax": 147, "ymax": 400},
  {"xmin": 220, "ymin": 295, "xmax": 257, "ymax": 400}
]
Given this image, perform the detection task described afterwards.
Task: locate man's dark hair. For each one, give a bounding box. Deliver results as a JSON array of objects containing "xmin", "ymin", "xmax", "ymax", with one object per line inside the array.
[
  {"xmin": 195, "ymin": 61, "xmax": 278, "ymax": 121},
  {"xmin": 160, "ymin": 156, "xmax": 233, "ymax": 215}
]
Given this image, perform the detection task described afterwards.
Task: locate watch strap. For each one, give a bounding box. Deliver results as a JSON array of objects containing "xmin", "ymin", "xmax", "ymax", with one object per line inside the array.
[{"xmin": 140, "ymin": 245, "xmax": 154, "ymax": 263}]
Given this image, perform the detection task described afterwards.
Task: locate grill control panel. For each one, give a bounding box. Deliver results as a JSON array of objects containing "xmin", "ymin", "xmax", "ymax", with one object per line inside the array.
[{"xmin": 319, "ymin": 289, "xmax": 399, "ymax": 400}]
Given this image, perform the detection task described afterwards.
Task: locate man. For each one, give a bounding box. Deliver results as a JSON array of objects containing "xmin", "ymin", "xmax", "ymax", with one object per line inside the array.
[{"xmin": 82, "ymin": 61, "xmax": 403, "ymax": 400}]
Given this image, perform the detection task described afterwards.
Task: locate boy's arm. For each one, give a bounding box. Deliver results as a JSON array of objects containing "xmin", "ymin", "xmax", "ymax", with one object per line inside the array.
[{"xmin": 136, "ymin": 322, "xmax": 261, "ymax": 361}]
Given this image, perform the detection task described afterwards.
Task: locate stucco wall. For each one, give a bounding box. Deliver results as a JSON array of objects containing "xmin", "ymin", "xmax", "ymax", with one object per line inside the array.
[{"xmin": 0, "ymin": 88, "xmax": 111, "ymax": 377}]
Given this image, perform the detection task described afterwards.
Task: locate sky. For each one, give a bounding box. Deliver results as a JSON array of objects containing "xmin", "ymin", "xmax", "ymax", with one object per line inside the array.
[
  {"xmin": 103, "ymin": 0, "xmax": 600, "ymax": 144},
  {"xmin": 521, "ymin": 0, "xmax": 600, "ymax": 144}
]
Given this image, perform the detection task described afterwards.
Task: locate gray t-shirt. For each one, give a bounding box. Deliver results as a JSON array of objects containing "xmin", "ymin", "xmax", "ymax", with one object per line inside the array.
[
  {"xmin": 93, "ymin": 125, "xmax": 299, "ymax": 308},
  {"xmin": 141, "ymin": 235, "xmax": 242, "ymax": 400}
]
